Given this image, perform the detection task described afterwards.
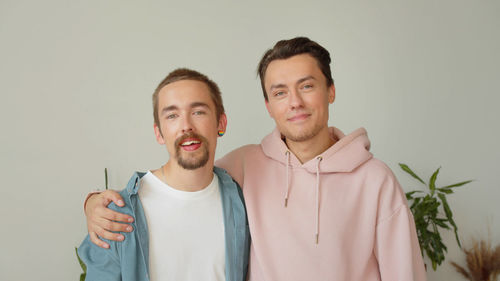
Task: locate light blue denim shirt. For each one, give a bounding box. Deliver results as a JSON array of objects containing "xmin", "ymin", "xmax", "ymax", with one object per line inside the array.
[{"xmin": 78, "ymin": 166, "xmax": 250, "ymax": 281}]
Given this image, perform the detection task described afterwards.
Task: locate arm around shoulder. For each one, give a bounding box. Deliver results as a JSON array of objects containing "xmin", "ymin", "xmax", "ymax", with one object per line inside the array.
[{"xmin": 216, "ymin": 145, "xmax": 257, "ymax": 187}]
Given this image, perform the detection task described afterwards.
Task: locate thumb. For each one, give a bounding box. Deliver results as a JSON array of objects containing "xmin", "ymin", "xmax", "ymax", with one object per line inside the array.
[{"xmin": 103, "ymin": 190, "xmax": 125, "ymax": 207}]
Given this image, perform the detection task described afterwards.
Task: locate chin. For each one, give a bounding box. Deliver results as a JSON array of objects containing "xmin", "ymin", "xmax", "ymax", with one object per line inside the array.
[{"xmin": 281, "ymin": 125, "xmax": 322, "ymax": 143}]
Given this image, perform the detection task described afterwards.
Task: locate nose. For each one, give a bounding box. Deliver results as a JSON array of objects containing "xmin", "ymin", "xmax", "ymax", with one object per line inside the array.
[
  {"xmin": 288, "ymin": 89, "xmax": 304, "ymax": 110},
  {"xmin": 180, "ymin": 114, "xmax": 194, "ymax": 134}
]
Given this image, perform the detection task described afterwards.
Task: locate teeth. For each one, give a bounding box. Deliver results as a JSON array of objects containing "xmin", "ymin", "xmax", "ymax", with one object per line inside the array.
[{"xmin": 181, "ymin": 140, "xmax": 201, "ymax": 146}]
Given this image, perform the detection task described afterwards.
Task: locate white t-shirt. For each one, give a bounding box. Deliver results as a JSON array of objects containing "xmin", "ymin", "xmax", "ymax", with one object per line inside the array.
[{"xmin": 138, "ymin": 171, "xmax": 225, "ymax": 281}]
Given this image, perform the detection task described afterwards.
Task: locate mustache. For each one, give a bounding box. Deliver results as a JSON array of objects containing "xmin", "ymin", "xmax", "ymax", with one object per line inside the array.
[{"xmin": 174, "ymin": 132, "xmax": 208, "ymax": 147}]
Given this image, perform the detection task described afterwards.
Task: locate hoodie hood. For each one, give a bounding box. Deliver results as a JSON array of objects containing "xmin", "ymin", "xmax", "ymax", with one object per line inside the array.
[{"xmin": 261, "ymin": 126, "xmax": 373, "ymax": 173}]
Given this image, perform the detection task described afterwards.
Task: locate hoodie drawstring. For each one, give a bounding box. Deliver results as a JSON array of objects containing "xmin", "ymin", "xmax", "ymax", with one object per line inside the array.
[
  {"xmin": 284, "ymin": 151, "xmax": 291, "ymax": 207},
  {"xmin": 283, "ymin": 151, "xmax": 323, "ymax": 244},
  {"xmin": 315, "ymin": 156, "xmax": 322, "ymax": 244}
]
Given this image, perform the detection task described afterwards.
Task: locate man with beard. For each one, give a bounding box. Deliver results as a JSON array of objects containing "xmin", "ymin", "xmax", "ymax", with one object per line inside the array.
[
  {"xmin": 84, "ymin": 38, "xmax": 426, "ymax": 280},
  {"xmin": 77, "ymin": 68, "xmax": 249, "ymax": 281}
]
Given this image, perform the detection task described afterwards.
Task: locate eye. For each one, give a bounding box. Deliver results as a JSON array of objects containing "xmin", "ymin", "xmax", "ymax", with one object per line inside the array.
[
  {"xmin": 274, "ymin": 91, "xmax": 286, "ymax": 97},
  {"xmin": 302, "ymin": 84, "xmax": 313, "ymax": 90},
  {"xmin": 193, "ymin": 110, "xmax": 206, "ymax": 115},
  {"xmin": 166, "ymin": 113, "xmax": 178, "ymax": 120}
]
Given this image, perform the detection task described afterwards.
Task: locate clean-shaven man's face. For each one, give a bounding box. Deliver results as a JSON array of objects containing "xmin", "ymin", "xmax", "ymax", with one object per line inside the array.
[
  {"xmin": 264, "ymin": 54, "xmax": 335, "ymax": 142},
  {"xmin": 154, "ymin": 79, "xmax": 226, "ymax": 170}
]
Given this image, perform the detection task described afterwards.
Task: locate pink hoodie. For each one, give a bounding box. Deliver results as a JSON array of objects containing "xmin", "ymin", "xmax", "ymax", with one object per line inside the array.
[{"xmin": 217, "ymin": 127, "xmax": 426, "ymax": 281}]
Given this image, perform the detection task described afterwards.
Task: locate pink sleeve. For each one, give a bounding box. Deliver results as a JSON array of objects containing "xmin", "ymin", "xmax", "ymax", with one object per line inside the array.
[
  {"xmin": 371, "ymin": 162, "xmax": 427, "ymax": 281},
  {"xmin": 216, "ymin": 145, "xmax": 252, "ymax": 188},
  {"xmin": 375, "ymin": 205, "xmax": 427, "ymax": 280},
  {"xmin": 372, "ymin": 167, "xmax": 428, "ymax": 281}
]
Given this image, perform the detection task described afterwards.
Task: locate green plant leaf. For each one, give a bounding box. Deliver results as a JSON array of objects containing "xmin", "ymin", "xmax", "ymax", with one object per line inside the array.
[
  {"xmin": 402, "ymin": 163, "xmax": 470, "ymax": 271},
  {"xmin": 426, "ymin": 230, "xmax": 447, "ymax": 271},
  {"xmin": 435, "ymin": 218, "xmax": 450, "ymax": 229},
  {"xmin": 437, "ymin": 188, "xmax": 453, "ymax": 194},
  {"xmin": 75, "ymin": 247, "xmax": 87, "ymax": 272},
  {"xmin": 410, "ymin": 197, "xmax": 422, "ymax": 211},
  {"xmin": 406, "ymin": 190, "xmax": 423, "ymax": 200},
  {"xmin": 399, "ymin": 163, "xmax": 426, "ymax": 185},
  {"xmin": 105, "ymin": 168, "xmax": 108, "ymax": 190},
  {"xmin": 429, "ymin": 167, "xmax": 441, "ymax": 193},
  {"xmin": 440, "ymin": 180, "xmax": 473, "ymax": 189},
  {"xmin": 437, "ymin": 193, "xmax": 461, "ymax": 248}
]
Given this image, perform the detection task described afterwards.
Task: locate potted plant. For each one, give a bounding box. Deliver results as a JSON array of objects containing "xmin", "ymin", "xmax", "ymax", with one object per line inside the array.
[{"xmin": 400, "ymin": 163, "xmax": 472, "ymax": 270}]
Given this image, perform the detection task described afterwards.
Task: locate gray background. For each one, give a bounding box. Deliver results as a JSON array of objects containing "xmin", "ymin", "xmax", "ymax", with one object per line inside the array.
[{"xmin": 1, "ymin": 0, "xmax": 498, "ymax": 280}]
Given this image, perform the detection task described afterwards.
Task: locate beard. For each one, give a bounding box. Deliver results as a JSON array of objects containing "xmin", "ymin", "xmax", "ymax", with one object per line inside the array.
[
  {"xmin": 278, "ymin": 121, "xmax": 324, "ymax": 142},
  {"xmin": 174, "ymin": 132, "xmax": 210, "ymax": 170}
]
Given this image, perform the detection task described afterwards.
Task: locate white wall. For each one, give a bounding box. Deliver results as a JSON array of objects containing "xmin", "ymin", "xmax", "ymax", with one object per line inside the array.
[{"xmin": 1, "ymin": 0, "xmax": 498, "ymax": 280}]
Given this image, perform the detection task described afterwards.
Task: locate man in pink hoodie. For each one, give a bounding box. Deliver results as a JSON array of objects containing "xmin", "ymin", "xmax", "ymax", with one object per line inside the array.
[{"xmin": 84, "ymin": 37, "xmax": 427, "ymax": 280}]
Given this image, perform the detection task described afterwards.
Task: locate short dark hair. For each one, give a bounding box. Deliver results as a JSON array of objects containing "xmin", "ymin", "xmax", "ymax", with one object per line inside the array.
[
  {"xmin": 152, "ymin": 68, "xmax": 225, "ymax": 128},
  {"xmin": 257, "ymin": 37, "xmax": 334, "ymax": 101}
]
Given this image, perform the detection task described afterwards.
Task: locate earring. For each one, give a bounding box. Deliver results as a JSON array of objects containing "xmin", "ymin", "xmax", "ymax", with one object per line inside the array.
[{"xmin": 218, "ymin": 130, "xmax": 225, "ymax": 137}]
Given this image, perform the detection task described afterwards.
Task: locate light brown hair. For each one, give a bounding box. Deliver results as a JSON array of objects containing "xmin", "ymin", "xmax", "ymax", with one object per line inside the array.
[{"xmin": 152, "ymin": 68, "xmax": 225, "ymax": 128}]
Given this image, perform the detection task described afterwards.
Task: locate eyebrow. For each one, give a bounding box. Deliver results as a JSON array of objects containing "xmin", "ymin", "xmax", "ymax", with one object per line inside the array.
[
  {"xmin": 189, "ymin": 102, "xmax": 210, "ymax": 109},
  {"xmin": 160, "ymin": 102, "xmax": 210, "ymax": 115},
  {"xmin": 269, "ymin": 76, "xmax": 316, "ymax": 91},
  {"xmin": 296, "ymin": 76, "xmax": 315, "ymax": 85}
]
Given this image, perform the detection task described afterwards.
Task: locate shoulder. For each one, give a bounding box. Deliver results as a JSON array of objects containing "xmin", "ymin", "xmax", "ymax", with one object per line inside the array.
[
  {"xmin": 103, "ymin": 189, "xmax": 134, "ymax": 216},
  {"xmin": 213, "ymin": 166, "xmax": 232, "ymax": 182},
  {"xmin": 214, "ymin": 167, "xmax": 245, "ymax": 203},
  {"xmin": 214, "ymin": 167, "xmax": 241, "ymax": 191},
  {"xmin": 105, "ymin": 174, "xmax": 142, "ymax": 216},
  {"xmin": 359, "ymin": 159, "xmax": 409, "ymax": 219},
  {"xmin": 362, "ymin": 158, "xmax": 394, "ymax": 174},
  {"xmin": 355, "ymin": 158, "xmax": 400, "ymax": 187},
  {"xmin": 107, "ymin": 171, "xmax": 147, "ymax": 212},
  {"xmin": 354, "ymin": 158, "xmax": 406, "ymax": 202}
]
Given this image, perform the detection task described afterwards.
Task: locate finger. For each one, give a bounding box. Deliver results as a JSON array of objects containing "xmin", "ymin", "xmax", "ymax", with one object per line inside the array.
[
  {"xmin": 101, "ymin": 190, "xmax": 125, "ymax": 207},
  {"xmin": 89, "ymin": 231, "xmax": 110, "ymax": 249},
  {"xmin": 100, "ymin": 208, "xmax": 134, "ymax": 224},
  {"xmin": 95, "ymin": 226, "xmax": 125, "ymax": 242},
  {"xmin": 96, "ymin": 216, "xmax": 133, "ymax": 233}
]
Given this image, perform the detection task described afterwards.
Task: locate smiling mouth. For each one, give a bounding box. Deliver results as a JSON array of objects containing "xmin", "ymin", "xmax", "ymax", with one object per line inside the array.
[
  {"xmin": 181, "ymin": 140, "xmax": 201, "ymax": 146},
  {"xmin": 288, "ymin": 113, "xmax": 311, "ymax": 122},
  {"xmin": 179, "ymin": 138, "xmax": 202, "ymax": 151}
]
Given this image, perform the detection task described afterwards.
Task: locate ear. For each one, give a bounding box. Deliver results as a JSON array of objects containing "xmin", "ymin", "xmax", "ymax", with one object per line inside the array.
[
  {"xmin": 328, "ymin": 84, "xmax": 335, "ymax": 104},
  {"xmin": 217, "ymin": 113, "xmax": 228, "ymax": 134},
  {"xmin": 154, "ymin": 123, "xmax": 165, "ymax": 145}
]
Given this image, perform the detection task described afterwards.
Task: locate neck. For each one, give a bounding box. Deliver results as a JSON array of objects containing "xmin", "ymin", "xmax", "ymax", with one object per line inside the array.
[
  {"xmin": 285, "ymin": 126, "xmax": 335, "ymax": 163},
  {"xmin": 152, "ymin": 160, "xmax": 214, "ymax": 192}
]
